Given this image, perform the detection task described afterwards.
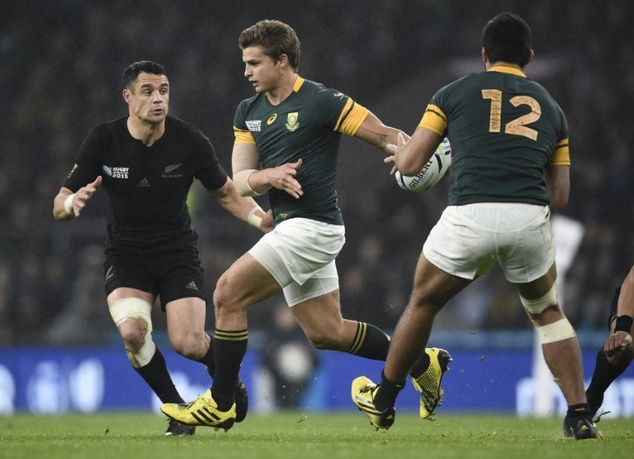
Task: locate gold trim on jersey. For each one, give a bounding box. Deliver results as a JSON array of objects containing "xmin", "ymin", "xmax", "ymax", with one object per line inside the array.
[
  {"xmin": 293, "ymin": 76, "xmax": 305, "ymax": 92},
  {"xmin": 234, "ymin": 127, "xmax": 256, "ymax": 145},
  {"xmin": 418, "ymin": 103, "xmax": 447, "ymax": 136},
  {"xmin": 335, "ymin": 100, "xmax": 369, "ymax": 136},
  {"xmin": 550, "ymin": 138, "xmax": 571, "ymax": 165},
  {"xmin": 487, "ymin": 65, "xmax": 527, "ymax": 78}
]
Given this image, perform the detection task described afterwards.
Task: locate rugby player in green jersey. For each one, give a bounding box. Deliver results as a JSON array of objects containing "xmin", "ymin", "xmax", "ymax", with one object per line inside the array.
[
  {"xmin": 162, "ymin": 19, "xmax": 451, "ymax": 430},
  {"xmin": 351, "ymin": 13, "xmax": 599, "ymax": 440}
]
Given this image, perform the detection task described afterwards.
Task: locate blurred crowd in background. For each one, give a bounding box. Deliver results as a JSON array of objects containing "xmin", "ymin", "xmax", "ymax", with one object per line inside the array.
[{"xmin": 1, "ymin": 0, "xmax": 633, "ymax": 346}]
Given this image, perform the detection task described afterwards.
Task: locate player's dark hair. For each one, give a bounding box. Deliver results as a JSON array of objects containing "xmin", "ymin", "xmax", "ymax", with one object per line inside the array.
[
  {"xmin": 239, "ymin": 19, "xmax": 301, "ymax": 70},
  {"xmin": 122, "ymin": 61, "xmax": 166, "ymax": 90},
  {"xmin": 481, "ymin": 12, "xmax": 532, "ymax": 67}
]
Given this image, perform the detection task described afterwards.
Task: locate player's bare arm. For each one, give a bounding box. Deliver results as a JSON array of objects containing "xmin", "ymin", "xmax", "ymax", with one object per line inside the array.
[
  {"xmin": 544, "ymin": 164, "xmax": 570, "ymax": 211},
  {"xmin": 604, "ymin": 266, "xmax": 634, "ymax": 356},
  {"xmin": 354, "ymin": 112, "xmax": 409, "ymax": 155},
  {"xmin": 232, "ymin": 143, "xmax": 303, "ymax": 199},
  {"xmin": 53, "ymin": 175, "xmax": 102, "ymax": 221},
  {"xmin": 210, "ymin": 177, "xmax": 273, "ymax": 233},
  {"xmin": 391, "ymin": 127, "xmax": 442, "ymax": 176}
]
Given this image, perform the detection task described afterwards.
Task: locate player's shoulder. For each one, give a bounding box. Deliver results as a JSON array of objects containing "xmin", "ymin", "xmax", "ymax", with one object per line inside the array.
[
  {"xmin": 167, "ymin": 115, "xmax": 205, "ymax": 136},
  {"xmin": 93, "ymin": 116, "xmax": 127, "ymax": 134},
  {"xmin": 302, "ymin": 78, "xmax": 346, "ymax": 98}
]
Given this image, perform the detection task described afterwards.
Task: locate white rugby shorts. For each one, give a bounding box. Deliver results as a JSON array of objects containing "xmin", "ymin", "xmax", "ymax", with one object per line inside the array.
[
  {"xmin": 249, "ymin": 217, "xmax": 345, "ymax": 306},
  {"xmin": 423, "ymin": 203, "xmax": 555, "ymax": 283}
]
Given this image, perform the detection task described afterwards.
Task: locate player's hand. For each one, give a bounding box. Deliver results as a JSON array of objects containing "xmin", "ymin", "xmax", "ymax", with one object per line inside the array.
[
  {"xmin": 603, "ymin": 330, "xmax": 633, "ymax": 357},
  {"xmin": 73, "ymin": 176, "xmax": 102, "ymax": 216},
  {"xmin": 261, "ymin": 209, "xmax": 274, "ymax": 234},
  {"xmin": 384, "ymin": 133, "xmax": 408, "ymax": 175},
  {"xmin": 268, "ymin": 159, "xmax": 303, "ymax": 199}
]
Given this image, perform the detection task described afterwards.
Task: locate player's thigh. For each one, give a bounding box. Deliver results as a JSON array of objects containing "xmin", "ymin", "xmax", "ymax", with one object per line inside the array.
[
  {"xmin": 165, "ymin": 296, "xmax": 207, "ymax": 336},
  {"xmin": 513, "ymin": 262, "xmax": 558, "ymax": 300},
  {"xmin": 290, "ymin": 289, "xmax": 343, "ymax": 340},
  {"xmin": 410, "ymin": 251, "xmax": 472, "ymax": 311},
  {"xmin": 214, "ymin": 252, "xmax": 282, "ymax": 309}
]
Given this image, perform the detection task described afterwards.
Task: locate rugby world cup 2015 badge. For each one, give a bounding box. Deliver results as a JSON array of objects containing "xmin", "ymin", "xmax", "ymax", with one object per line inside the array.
[{"xmin": 285, "ymin": 112, "xmax": 300, "ymax": 132}]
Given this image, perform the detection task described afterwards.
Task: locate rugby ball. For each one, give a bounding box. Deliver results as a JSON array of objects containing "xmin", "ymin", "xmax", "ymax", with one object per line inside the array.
[{"xmin": 395, "ymin": 138, "xmax": 451, "ymax": 193}]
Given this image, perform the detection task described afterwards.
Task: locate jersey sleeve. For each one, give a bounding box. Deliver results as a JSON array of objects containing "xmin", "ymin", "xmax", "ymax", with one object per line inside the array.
[
  {"xmin": 194, "ymin": 131, "xmax": 229, "ymax": 191},
  {"xmin": 549, "ymin": 108, "xmax": 571, "ymax": 166},
  {"xmin": 232, "ymin": 99, "xmax": 257, "ymax": 146},
  {"xmin": 316, "ymin": 88, "xmax": 369, "ymax": 136},
  {"xmin": 62, "ymin": 127, "xmax": 106, "ymax": 191}
]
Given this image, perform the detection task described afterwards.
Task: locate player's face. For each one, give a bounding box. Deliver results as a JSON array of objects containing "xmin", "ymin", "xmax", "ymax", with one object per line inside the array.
[
  {"xmin": 124, "ymin": 72, "xmax": 170, "ymax": 124},
  {"xmin": 242, "ymin": 46, "xmax": 283, "ymax": 94}
]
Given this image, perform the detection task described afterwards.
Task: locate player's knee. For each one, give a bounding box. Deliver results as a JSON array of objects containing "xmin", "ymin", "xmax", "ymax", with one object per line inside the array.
[
  {"xmin": 118, "ymin": 320, "xmax": 146, "ymax": 351},
  {"xmin": 170, "ymin": 332, "xmax": 206, "ymax": 360},
  {"xmin": 303, "ymin": 328, "xmax": 340, "ymax": 351},
  {"xmin": 213, "ymin": 279, "xmax": 243, "ymax": 314},
  {"xmin": 110, "ymin": 298, "xmax": 155, "ymax": 367},
  {"xmin": 521, "ymin": 282, "xmax": 558, "ymax": 315}
]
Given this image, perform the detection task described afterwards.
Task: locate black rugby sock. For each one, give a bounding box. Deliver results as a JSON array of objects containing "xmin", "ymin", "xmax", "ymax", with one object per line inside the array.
[
  {"xmin": 134, "ymin": 347, "xmax": 184, "ymax": 404},
  {"xmin": 374, "ymin": 370, "xmax": 405, "ymax": 412},
  {"xmin": 586, "ymin": 349, "xmax": 629, "ymax": 412},
  {"xmin": 211, "ymin": 329, "xmax": 248, "ymax": 411},
  {"xmin": 347, "ymin": 322, "xmax": 390, "ymax": 360}
]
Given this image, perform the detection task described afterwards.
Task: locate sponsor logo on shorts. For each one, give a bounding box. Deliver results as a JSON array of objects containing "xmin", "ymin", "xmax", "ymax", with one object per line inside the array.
[{"xmin": 185, "ymin": 281, "xmax": 198, "ymax": 290}]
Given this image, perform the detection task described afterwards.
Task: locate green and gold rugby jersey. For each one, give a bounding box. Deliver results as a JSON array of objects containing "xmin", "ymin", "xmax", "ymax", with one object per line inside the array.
[
  {"xmin": 234, "ymin": 77, "xmax": 369, "ymax": 225},
  {"xmin": 419, "ymin": 66, "xmax": 570, "ymax": 206}
]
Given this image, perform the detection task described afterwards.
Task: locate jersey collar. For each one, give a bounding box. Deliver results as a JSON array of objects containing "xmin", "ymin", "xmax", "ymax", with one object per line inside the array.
[
  {"xmin": 293, "ymin": 75, "xmax": 305, "ymax": 92},
  {"xmin": 487, "ymin": 65, "xmax": 526, "ymax": 78}
]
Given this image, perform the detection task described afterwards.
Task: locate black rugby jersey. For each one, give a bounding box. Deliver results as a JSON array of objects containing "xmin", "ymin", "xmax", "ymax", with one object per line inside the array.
[{"xmin": 63, "ymin": 116, "xmax": 228, "ymax": 246}]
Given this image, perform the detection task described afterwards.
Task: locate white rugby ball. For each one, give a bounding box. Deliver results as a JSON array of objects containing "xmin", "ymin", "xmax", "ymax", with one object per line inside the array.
[{"xmin": 395, "ymin": 138, "xmax": 452, "ymax": 193}]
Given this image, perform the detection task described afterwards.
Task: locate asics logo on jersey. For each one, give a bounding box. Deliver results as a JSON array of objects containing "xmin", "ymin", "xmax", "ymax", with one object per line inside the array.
[
  {"xmin": 333, "ymin": 92, "xmax": 344, "ymax": 100},
  {"xmin": 162, "ymin": 164, "xmax": 183, "ymax": 178},
  {"xmin": 102, "ymin": 166, "xmax": 129, "ymax": 179},
  {"xmin": 267, "ymin": 114, "xmax": 277, "ymax": 125},
  {"xmin": 246, "ymin": 120, "xmax": 261, "ymax": 132}
]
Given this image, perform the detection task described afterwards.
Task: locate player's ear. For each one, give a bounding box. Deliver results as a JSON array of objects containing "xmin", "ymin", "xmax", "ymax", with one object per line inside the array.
[
  {"xmin": 481, "ymin": 48, "xmax": 488, "ymax": 64},
  {"xmin": 524, "ymin": 49, "xmax": 535, "ymax": 67},
  {"xmin": 123, "ymin": 88, "xmax": 132, "ymax": 104},
  {"xmin": 277, "ymin": 53, "xmax": 289, "ymax": 68}
]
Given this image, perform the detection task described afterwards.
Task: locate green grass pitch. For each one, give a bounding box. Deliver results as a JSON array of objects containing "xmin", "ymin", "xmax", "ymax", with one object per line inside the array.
[{"xmin": 0, "ymin": 412, "xmax": 631, "ymax": 459}]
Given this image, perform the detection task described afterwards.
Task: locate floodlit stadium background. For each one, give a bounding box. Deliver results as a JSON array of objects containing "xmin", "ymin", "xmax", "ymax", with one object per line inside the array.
[{"xmin": 1, "ymin": 0, "xmax": 632, "ymax": 415}]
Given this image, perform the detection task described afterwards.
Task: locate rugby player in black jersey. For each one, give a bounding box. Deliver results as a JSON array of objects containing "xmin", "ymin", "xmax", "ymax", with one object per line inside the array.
[
  {"xmin": 161, "ymin": 20, "xmax": 451, "ymax": 430},
  {"xmin": 53, "ymin": 61, "xmax": 273, "ymax": 436},
  {"xmin": 586, "ymin": 266, "xmax": 634, "ymax": 420}
]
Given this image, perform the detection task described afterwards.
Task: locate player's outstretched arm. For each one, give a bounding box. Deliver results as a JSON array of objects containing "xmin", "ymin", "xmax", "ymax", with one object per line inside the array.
[
  {"xmin": 353, "ymin": 112, "xmax": 409, "ymax": 156},
  {"xmin": 211, "ymin": 177, "xmax": 273, "ymax": 233},
  {"xmin": 391, "ymin": 127, "xmax": 442, "ymax": 177},
  {"xmin": 604, "ymin": 266, "xmax": 634, "ymax": 357},
  {"xmin": 53, "ymin": 176, "xmax": 102, "ymax": 221}
]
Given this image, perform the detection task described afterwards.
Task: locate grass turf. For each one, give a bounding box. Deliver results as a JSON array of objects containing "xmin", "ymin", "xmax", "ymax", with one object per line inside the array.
[{"xmin": 0, "ymin": 412, "xmax": 631, "ymax": 459}]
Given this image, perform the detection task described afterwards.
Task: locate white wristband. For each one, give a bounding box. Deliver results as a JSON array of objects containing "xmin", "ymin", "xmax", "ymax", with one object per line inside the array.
[
  {"xmin": 247, "ymin": 206, "xmax": 263, "ymax": 229},
  {"xmin": 63, "ymin": 194, "xmax": 76, "ymax": 216}
]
